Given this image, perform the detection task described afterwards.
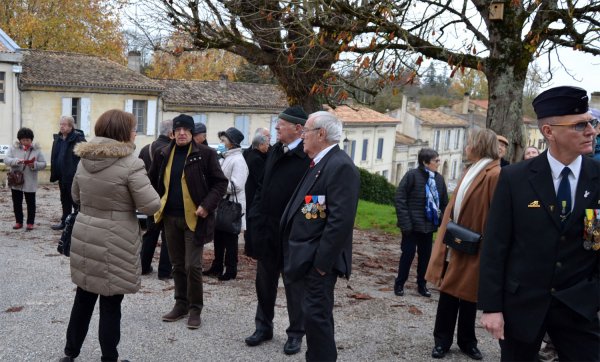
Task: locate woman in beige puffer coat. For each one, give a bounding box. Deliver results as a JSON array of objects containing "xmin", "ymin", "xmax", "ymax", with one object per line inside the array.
[{"xmin": 60, "ymin": 110, "xmax": 160, "ymax": 362}]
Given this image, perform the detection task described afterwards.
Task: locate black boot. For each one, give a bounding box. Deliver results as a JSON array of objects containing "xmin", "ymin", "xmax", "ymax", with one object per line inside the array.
[
  {"xmin": 218, "ymin": 267, "xmax": 237, "ymax": 281},
  {"xmin": 202, "ymin": 264, "xmax": 222, "ymax": 277}
]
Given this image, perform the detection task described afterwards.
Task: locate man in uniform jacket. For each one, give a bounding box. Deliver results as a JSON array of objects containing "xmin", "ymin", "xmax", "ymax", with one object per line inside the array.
[
  {"xmin": 148, "ymin": 114, "xmax": 228, "ymax": 330},
  {"xmin": 139, "ymin": 119, "xmax": 173, "ymax": 279},
  {"xmin": 50, "ymin": 115, "xmax": 86, "ymax": 230},
  {"xmin": 479, "ymin": 86, "xmax": 600, "ymax": 361},
  {"xmin": 244, "ymin": 106, "xmax": 310, "ymax": 355},
  {"xmin": 281, "ymin": 111, "xmax": 360, "ymax": 362}
]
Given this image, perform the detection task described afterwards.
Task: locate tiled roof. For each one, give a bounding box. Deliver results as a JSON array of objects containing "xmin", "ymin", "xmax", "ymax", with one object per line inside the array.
[
  {"xmin": 470, "ymin": 99, "xmax": 489, "ymax": 109},
  {"xmin": 396, "ymin": 131, "xmax": 416, "ymax": 145},
  {"xmin": 414, "ymin": 109, "xmax": 469, "ymax": 127},
  {"xmin": 20, "ymin": 50, "xmax": 164, "ymax": 93},
  {"xmin": 159, "ymin": 79, "xmax": 287, "ymax": 110},
  {"xmin": 324, "ymin": 104, "xmax": 399, "ymax": 124}
]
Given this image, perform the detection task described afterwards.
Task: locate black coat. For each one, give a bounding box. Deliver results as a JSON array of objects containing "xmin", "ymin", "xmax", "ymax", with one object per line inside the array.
[
  {"xmin": 248, "ymin": 142, "xmax": 310, "ymax": 261},
  {"xmin": 50, "ymin": 129, "xmax": 86, "ymax": 183},
  {"xmin": 148, "ymin": 140, "xmax": 228, "ymax": 245},
  {"xmin": 281, "ymin": 146, "xmax": 360, "ymax": 282},
  {"xmin": 243, "ymin": 147, "xmax": 267, "ymax": 214},
  {"xmin": 138, "ymin": 135, "xmax": 171, "ymax": 172},
  {"xmin": 395, "ymin": 166, "xmax": 448, "ymax": 234},
  {"xmin": 479, "ymin": 151, "xmax": 600, "ymax": 343}
]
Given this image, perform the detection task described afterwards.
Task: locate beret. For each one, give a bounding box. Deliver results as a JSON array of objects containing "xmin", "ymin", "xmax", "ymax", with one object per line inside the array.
[
  {"xmin": 172, "ymin": 114, "xmax": 195, "ymax": 131},
  {"xmin": 278, "ymin": 105, "xmax": 308, "ymax": 125}
]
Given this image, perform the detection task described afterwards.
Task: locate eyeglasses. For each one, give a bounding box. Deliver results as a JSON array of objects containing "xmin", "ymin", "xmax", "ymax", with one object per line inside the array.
[
  {"xmin": 302, "ymin": 127, "xmax": 321, "ymax": 134},
  {"xmin": 550, "ymin": 118, "xmax": 599, "ymax": 132}
]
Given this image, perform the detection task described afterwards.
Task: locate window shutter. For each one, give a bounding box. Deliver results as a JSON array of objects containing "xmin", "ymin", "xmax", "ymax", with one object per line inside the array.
[
  {"xmin": 80, "ymin": 98, "xmax": 91, "ymax": 135},
  {"xmin": 146, "ymin": 100, "xmax": 157, "ymax": 136},
  {"xmin": 125, "ymin": 99, "xmax": 133, "ymax": 113},
  {"xmin": 61, "ymin": 98, "xmax": 72, "ymax": 116}
]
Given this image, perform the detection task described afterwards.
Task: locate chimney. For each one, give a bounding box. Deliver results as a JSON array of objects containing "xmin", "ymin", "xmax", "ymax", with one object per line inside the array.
[
  {"xmin": 127, "ymin": 50, "xmax": 141, "ymax": 72},
  {"xmin": 219, "ymin": 73, "xmax": 228, "ymax": 88},
  {"xmin": 415, "ymin": 100, "xmax": 420, "ymax": 116},
  {"xmin": 462, "ymin": 92, "xmax": 470, "ymax": 115}
]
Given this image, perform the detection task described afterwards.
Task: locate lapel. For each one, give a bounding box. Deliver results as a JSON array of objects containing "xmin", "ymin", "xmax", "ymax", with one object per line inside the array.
[
  {"xmin": 283, "ymin": 146, "xmax": 339, "ymax": 226},
  {"xmin": 564, "ymin": 156, "xmax": 600, "ymax": 230},
  {"xmin": 528, "ymin": 151, "xmax": 562, "ymax": 230}
]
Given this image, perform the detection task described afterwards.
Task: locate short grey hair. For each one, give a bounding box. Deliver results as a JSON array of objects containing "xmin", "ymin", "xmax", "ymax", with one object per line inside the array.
[
  {"xmin": 309, "ymin": 111, "xmax": 343, "ymax": 144},
  {"xmin": 159, "ymin": 119, "xmax": 173, "ymax": 137},
  {"xmin": 60, "ymin": 115, "xmax": 75, "ymax": 128},
  {"xmin": 254, "ymin": 127, "xmax": 269, "ymax": 136},
  {"xmin": 252, "ymin": 134, "xmax": 270, "ymax": 148}
]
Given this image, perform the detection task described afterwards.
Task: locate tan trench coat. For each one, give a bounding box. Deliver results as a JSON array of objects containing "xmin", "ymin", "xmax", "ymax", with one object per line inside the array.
[{"xmin": 425, "ymin": 160, "xmax": 500, "ymax": 302}]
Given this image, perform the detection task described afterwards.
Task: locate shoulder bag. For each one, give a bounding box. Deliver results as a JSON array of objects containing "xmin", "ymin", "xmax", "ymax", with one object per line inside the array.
[
  {"xmin": 443, "ymin": 220, "xmax": 481, "ymax": 255},
  {"xmin": 215, "ymin": 181, "xmax": 243, "ymax": 234},
  {"xmin": 7, "ymin": 148, "xmax": 30, "ymax": 187}
]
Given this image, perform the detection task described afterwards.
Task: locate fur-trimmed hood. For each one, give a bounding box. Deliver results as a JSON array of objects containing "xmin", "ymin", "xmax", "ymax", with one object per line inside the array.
[
  {"xmin": 12, "ymin": 140, "xmax": 42, "ymax": 151},
  {"xmin": 74, "ymin": 137, "xmax": 136, "ymax": 174}
]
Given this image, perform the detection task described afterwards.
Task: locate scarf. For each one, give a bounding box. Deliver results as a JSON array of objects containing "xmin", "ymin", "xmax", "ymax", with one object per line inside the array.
[
  {"xmin": 424, "ymin": 168, "xmax": 441, "ymax": 225},
  {"xmin": 453, "ymin": 158, "xmax": 493, "ymax": 220}
]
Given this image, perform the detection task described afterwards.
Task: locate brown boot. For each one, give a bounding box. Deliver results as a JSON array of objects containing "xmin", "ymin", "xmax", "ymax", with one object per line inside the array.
[
  {"xmin": 162, "ymin": 305, "xmax": 188, "ymax": 322},
  {"xmin": 187, "ymin": 310, "xmax": 201, "ymax": 329}
]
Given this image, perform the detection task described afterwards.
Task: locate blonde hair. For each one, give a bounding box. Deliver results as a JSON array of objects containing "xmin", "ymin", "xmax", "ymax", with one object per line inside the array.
[{"xmin": 467, "ymin": 128, "xmax": 500, "ymax": 160}]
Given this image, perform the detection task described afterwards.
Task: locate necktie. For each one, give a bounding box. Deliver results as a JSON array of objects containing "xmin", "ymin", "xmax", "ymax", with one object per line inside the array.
[
  {"xmin": 310, "ymin": 160, "xmax": 315, "ymax": 168},
  {"xmin": 283, "ymin": 145, "xmax": 289, "ymax": 154},
  {"xmin": 557, "ymin": 166, "xmax": 571, "ymax": 223}
]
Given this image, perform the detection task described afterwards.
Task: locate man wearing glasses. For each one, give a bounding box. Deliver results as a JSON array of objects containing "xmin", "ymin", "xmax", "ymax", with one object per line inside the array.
[{"xmin": 479, "ymin": 86, "xmax": 600, "ymax": 361}]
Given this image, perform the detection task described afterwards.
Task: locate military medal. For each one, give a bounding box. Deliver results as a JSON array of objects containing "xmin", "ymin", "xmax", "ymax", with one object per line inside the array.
[{"xmin": 583, "ymin": 209, "xmax": 600, "ymax": 251}]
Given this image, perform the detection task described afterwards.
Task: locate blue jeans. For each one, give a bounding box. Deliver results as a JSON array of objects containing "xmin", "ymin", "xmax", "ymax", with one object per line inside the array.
[{"xmin": 394, "ymin": 231, "xmax": 433, "ymax": 289}]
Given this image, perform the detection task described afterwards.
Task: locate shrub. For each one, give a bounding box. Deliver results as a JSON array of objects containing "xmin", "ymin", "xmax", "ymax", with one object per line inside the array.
[{"xmin": 358, "ymin": 168, "xmax": 396, "ymax": 205}]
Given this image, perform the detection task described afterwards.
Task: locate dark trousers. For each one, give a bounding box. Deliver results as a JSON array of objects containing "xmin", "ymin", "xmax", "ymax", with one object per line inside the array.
[
  {"xmin": 303, "ymin": 268, "xmax": 338, "ymax": 362},
  {"xmin": 500, "ymin": 299, "xmax": 600, "ymax": 361},
  {"xmin": 64, "ymin": 287, "xmax": 124, "ymax": 362},
  {"xmin": 11, "ymin": 189, "xmax": 36, "ymax": 225},
  {"xmin": 433, "ymin": 291, "xmax": 477, "ymax": 350},
  {"xmin": 254, "ymin": 258, "xmax": 305, "ymax": 337},
  {"xmin": 163, "ymin": 215, "xmax": 204, "ymax": 312},
  {"xmin": 59, "ymin": 181, "xmax": 75, "ymax": 222},
  {"xmin": 212, "ymin": 229, "xmax": 238, "ymax": 273},
  {"xmin": 140, "ymin": 216, "xmax": 171, "ymax": 278},
  {"xmin": 395, "ymin": 231, "xmax": 433, "ymax": 289}
]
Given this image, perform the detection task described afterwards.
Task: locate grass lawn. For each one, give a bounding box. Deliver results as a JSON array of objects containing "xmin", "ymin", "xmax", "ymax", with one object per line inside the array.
[{"xmin": 355, "ymin": 200, "xmax": 399, "ymax": 235}]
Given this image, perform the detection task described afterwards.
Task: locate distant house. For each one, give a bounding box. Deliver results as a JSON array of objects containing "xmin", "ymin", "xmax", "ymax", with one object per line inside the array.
[
  {"xmin": 19, "ymin": 50, "xmax": 164, "ymax": 155},
  {"xmin": 325, "ymin": 102, "xmax": 399, "ymax": 181},
  {"xmin": 158, "ymin": 78, "xmax": 287, "ymax": 146},
  {"xmin": 0, "ymin": 28, "xmax": 22, "ymax": 158},
  {"xmin": 392, "ymin": 132, "xmax": 426, "ymax": 185}
]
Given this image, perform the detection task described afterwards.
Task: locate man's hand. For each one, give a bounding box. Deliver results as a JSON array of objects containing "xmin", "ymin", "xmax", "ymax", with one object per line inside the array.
[
  {"xmin": 481, "ymin": 312, "xmax": 505, "ymax": 340},
  {"xmin": 195, "ymin": 206, "xmax": 208, "ymax": 218}
]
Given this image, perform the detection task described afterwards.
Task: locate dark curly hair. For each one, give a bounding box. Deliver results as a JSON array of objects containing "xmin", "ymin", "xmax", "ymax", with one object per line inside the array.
[{"xmin": 17, "ymin": 127, "xmax": 34, "ymax": 141}]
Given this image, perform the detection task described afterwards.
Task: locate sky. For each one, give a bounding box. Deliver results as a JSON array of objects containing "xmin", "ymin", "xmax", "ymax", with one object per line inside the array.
[{"xmin": 538, "ymin": 49, "xmax": 599, "ymax": 95}]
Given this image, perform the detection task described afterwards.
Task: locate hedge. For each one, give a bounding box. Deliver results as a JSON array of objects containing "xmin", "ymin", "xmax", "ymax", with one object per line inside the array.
[{"xmin": 358, "ymin": 168, "xmax": 396, "ymax": 206}]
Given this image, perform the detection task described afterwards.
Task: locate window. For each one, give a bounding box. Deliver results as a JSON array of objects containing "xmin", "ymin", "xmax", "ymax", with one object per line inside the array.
[
  {"xmin": 71, "ymin": 98, "xmax": 80, "ymax": 124},
  {"xmin": 361, "ymin": 139, "xmax": 368, "ymax": 161},
  {"xmin": 350, "ymin": 140, "xmax": 356, "ymax": 161},
  {"xmin": 538, "ymin": 139, "xmax": 546, "ymax": 150},
  {"xmin": 444, "ymin": 130, "xmax": 451, "ymax": 151},
  {"xmin": 192, "ymin": 114, "xmax": 207, "ymax": 126},
  {"xmin": 454, "ymin": 129, "xmax": 461, "ymax": 149},
  {"xmin": 408, "ymin": 161, "xmax": 416, "ymax": 170},
  {"xmin": 0, "ymin": 72, "xmax": 5, "ymax": 102},
  {"xmin": 234, "ymin": 114, "xmax": 250, "ymax": 147},
  {"xmin": 343, "ymin": 138, "xmax": 356, "ymax": 160},
  {"xmin": 376, "ymin": 138, "xmax": 384, "ymax": 159},
  {"xmin": 451, "ymin": 160, "xmax": 457, "ymax": 179},
  {"xmin": 382, "ymin": 170, "xmax": 389, "ymax": 179},
  {"xmin": 433, "ymin": 130, "xmax": 441, "ymax": 151},
  {"xmin": 133, "ymin": 100, "xmax": 147, "ymax": 133}
]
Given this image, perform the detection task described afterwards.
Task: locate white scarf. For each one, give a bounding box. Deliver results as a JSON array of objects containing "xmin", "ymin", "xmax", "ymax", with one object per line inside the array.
[{"xmin": 453, "ymin": 158, "xmax": 493, "ymax": 220}]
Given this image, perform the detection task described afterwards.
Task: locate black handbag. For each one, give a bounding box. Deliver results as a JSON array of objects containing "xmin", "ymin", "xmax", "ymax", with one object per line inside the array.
[
  {"xmin": 215, "ymin": 181, "xmax": 243, "ymax": 234},
  {"xmin": 7, "ymin": 170, "xmax": 24, "ymax": 187},
  {"xmin": 443, "ymin": 220, "xmax": 481, "ymax": 255},
  {"xmin": 57, "ymin": 211, "xmax": 78, "ymax": 257}
]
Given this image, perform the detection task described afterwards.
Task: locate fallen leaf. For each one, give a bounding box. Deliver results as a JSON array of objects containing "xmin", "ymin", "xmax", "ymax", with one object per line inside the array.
[
  {"xmin": 5, "ymin": 306, "xmax": 24, "ymax": 313},
  {"xmin": 349, "ymin": 293, "xmax": 373, "ymax": 300},
  {"xmin": 408, "ymin": 306, "xmax": 423, "ymax": 315}
]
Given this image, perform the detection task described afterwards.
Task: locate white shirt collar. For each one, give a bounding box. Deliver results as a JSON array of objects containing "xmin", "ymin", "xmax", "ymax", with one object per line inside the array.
[
  {"xmin": 547, "ymin": 150, "xmax": 581, "ymax": 181},
  {"xmin": 312, "ymin": 144, "xmax": 337, "ymax": 166},
  {"xmin": 285, "ymin": 138, "xmax": 302, "ymax": 151}
]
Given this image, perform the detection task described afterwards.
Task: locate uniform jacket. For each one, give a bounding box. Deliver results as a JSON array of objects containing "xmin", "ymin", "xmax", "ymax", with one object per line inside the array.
[
  {"xmin": 148, "ymin": 140, "xmax": 228, "ymax": 244},
  {"xmin": 395, "ymin": 166, "xmax": 449, "ymax": 234},
  {"xmin": 219, "ymin": 147, "xmax": 249, "ymax": 230},
  {"xmin": 4, "ymin": 141, "xmax": 47, "ymax": 193},
  {"xmin": 281, "ymin": 146, "xmax": 360, "ymax": 282},
  {"xmin": 248, "ymin": 142, "xmax": 310, "ymax": 261},
  {"xmin": 139, "ymin": 134, "xmax": 171, "ymax": 172},
  {"xmin": 478, "ymin": 151, "xmax": 600, "ymax": 343},
  {"xmin": 70, "ymin": 137, "xmax": 160, "ymax": 296},
  {"xmin": 50, "ymin": 129, "xmax": 86, "ymax": 183},
  {"xmin": 426, "ymin": 160, "xmax": 500, "ymax": 302}
]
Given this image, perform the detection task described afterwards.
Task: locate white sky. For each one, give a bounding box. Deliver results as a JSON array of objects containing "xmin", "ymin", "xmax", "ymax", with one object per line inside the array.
[{"xmin": 538, "ymin": 49, "xmax": 600, "ymax": 94}]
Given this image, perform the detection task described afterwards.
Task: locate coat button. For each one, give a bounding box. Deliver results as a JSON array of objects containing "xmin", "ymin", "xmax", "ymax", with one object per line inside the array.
[
  {"xmin": 560, "ymin": 236, "xmax": 566, "ymax": 242},
  {"xmin": 550, "ymin": 288, "xmax": 556, "ymax": 293},
  {"xmin": 555, "ymin": 262, "xmax": 562, "ymax": 268}
]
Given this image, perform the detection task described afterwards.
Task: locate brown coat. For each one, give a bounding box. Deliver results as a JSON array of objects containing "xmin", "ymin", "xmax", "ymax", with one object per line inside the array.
[{"xmin": 425, "ymin": 160, "xmax": 500, "ymax": 302}]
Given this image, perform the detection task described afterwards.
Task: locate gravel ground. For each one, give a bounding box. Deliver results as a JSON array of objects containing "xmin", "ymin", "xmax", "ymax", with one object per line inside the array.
[{"xmin": 0, "ymin": 185, "xmax": 501, "ymax": 361}]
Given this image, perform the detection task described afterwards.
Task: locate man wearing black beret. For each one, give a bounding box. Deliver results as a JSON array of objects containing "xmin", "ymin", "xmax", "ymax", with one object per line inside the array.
[{"xmin": 478, "ymin": 86, "xmax": 600, "ymax": 361}]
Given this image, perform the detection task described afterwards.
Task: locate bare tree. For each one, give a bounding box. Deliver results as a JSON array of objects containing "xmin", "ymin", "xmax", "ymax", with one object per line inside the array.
[{"xmin": 127, "ymin": 0, "xmax": 600, "ymax": 161}]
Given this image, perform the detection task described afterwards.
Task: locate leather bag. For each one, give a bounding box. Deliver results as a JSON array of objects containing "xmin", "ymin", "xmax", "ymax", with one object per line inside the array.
[
  {"xmin": 7, "ymin": 170, "xmax": 24, "ymax": 187},
  {"xmin": 215, "ymin": 181, "xmax": 243, "ymax": 234},
  {"xmin": 57, "ymin": 211, "xmax": 78, "ymax": 257},
  {"xmin": 443, "ymin": 220, "xmax": 481, "ymax": 255}
]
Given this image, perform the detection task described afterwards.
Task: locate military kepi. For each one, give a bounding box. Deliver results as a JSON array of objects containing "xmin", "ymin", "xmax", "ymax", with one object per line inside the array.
[
  {"xmin": 532, "ymin": 86, "xmax": 589, "ymax": 119},
  {"xmin": 173, "ymin": 114, "xmax": 195, "ymax": 131}
]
